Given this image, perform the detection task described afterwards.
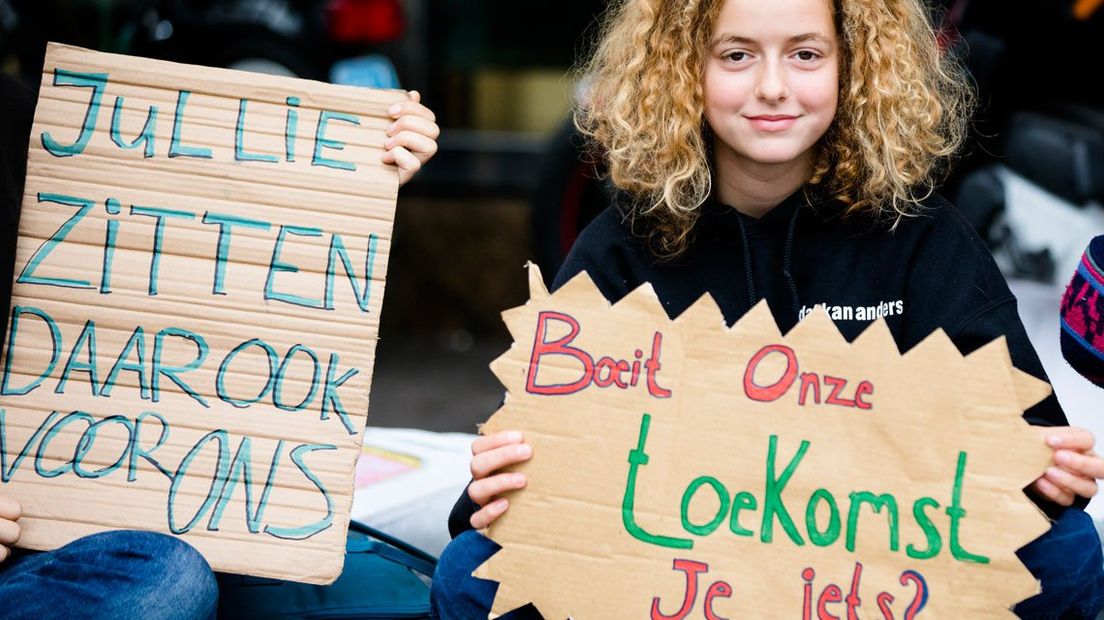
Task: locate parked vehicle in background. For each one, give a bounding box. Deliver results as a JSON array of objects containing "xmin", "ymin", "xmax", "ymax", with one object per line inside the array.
[
  {"xmin": 0, "ymin": 0, "xmax": 405, "ymax": 88},
  {"xmin": 133, "ymin": 0, "xmax": 404, "ymax": 87}
]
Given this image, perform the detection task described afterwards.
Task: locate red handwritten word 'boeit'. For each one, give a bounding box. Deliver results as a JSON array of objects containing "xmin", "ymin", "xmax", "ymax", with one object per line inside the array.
[
  {"xmin": 525, "ymin": 311, "xmax": 671, "ymax": 398},
  {"xmin": 743, "ymin": 344, "xmax": 874, "ymax": 410}
]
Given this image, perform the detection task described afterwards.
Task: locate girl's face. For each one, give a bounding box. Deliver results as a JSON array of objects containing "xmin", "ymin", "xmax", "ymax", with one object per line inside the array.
[{"xmin": 702, "ymin": 0, "xmax": 839, "ymax": 174}]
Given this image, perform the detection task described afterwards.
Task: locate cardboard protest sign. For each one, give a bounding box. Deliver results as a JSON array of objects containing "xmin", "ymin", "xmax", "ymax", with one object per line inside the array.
[
  {"xmin": 478, "ymin": 265, "xmax": 1054, "ymax": 617},
  {"xmin": 0, "ymin": 43, "xmax": 406, "ymax": 583}
]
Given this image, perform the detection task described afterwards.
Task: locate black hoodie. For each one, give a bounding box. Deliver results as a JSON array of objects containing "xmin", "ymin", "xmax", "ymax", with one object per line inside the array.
[{"xmin": 449, "ymin": 188, "xmax": 1074, "ymax": 537}]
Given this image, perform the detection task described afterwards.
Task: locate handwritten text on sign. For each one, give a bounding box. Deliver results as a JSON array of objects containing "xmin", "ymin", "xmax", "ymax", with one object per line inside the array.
[
  {"xmin": 477, "ymin": 266, "xmax": 1053, "ymax": 618},
  {"xmin": 0, "ymin": 44, "xmax": 406, "ymax": 584}
]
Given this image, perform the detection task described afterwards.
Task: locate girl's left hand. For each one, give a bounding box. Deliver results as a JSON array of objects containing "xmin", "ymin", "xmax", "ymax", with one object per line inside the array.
[
  {"xmin": 1032, "ymin": 426, "xmax": 1104, "ymax": 506},
  {"xmin": 381, "ymin": 90, "xmax": 439, "ymax": 186}
]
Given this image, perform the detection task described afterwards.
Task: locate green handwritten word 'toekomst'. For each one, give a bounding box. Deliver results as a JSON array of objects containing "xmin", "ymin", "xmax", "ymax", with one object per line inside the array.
[{"xmin": 621, "ymin": 413, "xmax": 989, "ymax": 564}]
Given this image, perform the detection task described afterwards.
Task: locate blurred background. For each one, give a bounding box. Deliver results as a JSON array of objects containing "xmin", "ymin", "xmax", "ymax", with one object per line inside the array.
[{"xmin": 2, "ymin": 0, "xmax": 1104, "ymax": 549}]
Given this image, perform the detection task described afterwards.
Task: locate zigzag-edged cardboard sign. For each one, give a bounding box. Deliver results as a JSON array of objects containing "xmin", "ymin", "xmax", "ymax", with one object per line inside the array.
[{"xmin": 477, "ymin": 264, "xmax": 1053, "ymax": 618}]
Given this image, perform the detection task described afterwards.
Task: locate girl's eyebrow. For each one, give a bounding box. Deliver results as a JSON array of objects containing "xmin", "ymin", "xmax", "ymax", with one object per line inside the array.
[{"xmin": 712, "ymin": 32, "xmax": 834, "ymax": 47}]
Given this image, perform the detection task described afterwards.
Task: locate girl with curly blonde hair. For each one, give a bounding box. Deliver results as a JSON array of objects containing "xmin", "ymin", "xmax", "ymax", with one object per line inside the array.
[{"xmin": 434, "ymin": 0, "xmax": 1104, "ymax": 617}]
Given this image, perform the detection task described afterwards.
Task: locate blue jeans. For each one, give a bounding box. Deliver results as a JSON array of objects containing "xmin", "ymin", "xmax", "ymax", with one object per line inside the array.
[
  {"xmin": 0, "ymin": 530, "xmax": 218, "ymax": 620},
  {"xmin": 432, "ymin": 510, "xmax": 1104, "ymax": 619}
]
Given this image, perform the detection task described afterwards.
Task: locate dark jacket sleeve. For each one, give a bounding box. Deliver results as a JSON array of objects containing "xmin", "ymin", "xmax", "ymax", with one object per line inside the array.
[{"xmin": 0, "ymin": 74, "xmax": 34, "ymax": 352}]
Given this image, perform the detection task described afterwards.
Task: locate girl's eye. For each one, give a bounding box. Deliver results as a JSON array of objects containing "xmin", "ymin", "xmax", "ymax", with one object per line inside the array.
[
  {"xmin": 795, "ymin": 50, "xmax": 821, "ymax": 61},
  {"xmin": 724, "ymin": 51, "xmax": 750, "ymax": 63}
]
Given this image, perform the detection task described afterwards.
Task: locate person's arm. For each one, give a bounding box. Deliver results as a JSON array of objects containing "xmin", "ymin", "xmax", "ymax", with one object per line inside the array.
[{"xmin": 0, "ymin": 495, "xmax": 21, "ymax": 564}]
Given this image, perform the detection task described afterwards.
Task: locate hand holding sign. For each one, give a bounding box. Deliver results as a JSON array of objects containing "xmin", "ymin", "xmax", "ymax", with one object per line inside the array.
[
  {"xmin": 1035, "ymin": 427, "xmax": 1104, "ymax": 506},
  {"xmin": 467, "ymin": 430, "xmax": 532, "ymax": 529},
  {"xmin": 382, "ymin": 90, "xmax": 439, "ymax": 186}
]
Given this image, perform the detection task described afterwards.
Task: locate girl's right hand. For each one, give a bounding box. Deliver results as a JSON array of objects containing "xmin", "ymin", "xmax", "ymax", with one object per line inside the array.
[
  {"xmin": 468, "ymin": 430, "xmax": 532, "ymax": 529},
  {"xmin": 0, "ymin": 494, "xmax": 21, "ymax": 564}
]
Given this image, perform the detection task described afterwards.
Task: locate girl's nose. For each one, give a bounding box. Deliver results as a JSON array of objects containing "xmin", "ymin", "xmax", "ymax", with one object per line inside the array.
[{"xmin": 754, "ymin": 59, "xmax": 789, "ymax": 102}]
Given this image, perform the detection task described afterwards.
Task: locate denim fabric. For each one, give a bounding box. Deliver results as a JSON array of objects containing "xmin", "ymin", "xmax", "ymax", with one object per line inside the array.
[
  {"xmin": 431, "ymin": 530, "xmax": 541, "ymax": 620},
  {"xmin": 435, "ymin": 510, "xmax": 1104, "ymax": 619},
  {"xmin": 1015, "ymin": 508, "xmax": 1104, "ymax": 619},
  {"xmin": 0, "ymin": 530, "xmax": 217, "ymax": 620}
]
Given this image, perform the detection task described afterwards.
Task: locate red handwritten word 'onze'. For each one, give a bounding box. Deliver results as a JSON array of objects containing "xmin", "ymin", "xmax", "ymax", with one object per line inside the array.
[
  {"xmin": 742, "ymin": 344, "xmax": 874, "ymax": 410},
  {"xmin": 525, "ymin": 311, "xmax": 672, "ymax": 398}
]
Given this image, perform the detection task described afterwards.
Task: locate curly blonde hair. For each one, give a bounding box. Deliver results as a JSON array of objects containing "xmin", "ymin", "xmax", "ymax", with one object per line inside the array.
[{"xmin": 575, "ymin": 0, "xmax": 974, "ymax": 257}]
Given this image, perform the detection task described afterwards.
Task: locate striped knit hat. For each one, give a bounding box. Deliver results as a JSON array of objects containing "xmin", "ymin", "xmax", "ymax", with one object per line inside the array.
[{"xmin": 1061, "ymin": 236, "xmax": 1104, "ymax": 387}]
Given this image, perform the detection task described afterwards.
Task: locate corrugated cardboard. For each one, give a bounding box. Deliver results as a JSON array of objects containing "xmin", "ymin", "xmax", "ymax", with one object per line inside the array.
[
  {"xmin": 0, "ymin": 43, "xmax": 406, "ymax": 584},
  {"xmin": 477, "ymin": 264, "xmax": 1053, "ymax": 617}
]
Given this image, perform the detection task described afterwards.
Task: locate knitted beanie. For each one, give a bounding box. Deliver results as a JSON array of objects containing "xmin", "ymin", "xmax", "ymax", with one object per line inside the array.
[{"xmin": 1061, "ymin": 235, "xmax": 1104, "ymax": 387}]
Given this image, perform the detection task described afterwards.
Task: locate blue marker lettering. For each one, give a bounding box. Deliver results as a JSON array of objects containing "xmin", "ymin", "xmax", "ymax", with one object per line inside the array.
[
  {"xmin": 100, "ymin": 326, "xmax": 150, "ymax": 400},
  {"xmin": 168, "ymin": 90, "xmax": 213, "ymax": 159},
  {"xmin": 151, "ymin": 327, "xmax": 209, "ymax": 407},
  {"xmin": 18, "ymin": 193, "xmax": 96, "ymax": 289},
  {"xmin": 264, "ymin": 225, "xmax": 325, "ymax": 309},
  {"xmin": 201, "ymin": 212, "xmax": 271, "ymax": 295},
  {"xmin": 109, "ymin": 96, "xmax": 157, "ymax": 158},
  {"xmin": 41, "ymin": 69, "xmax": 108, "ymax": 157},
  {"xmin": 264, "ymin": 443, "xmax": 335, "ymax": 539},
  {"xmin": 324, "ymin": 233, "xmax": 378, "ymax": 312},
  {"xmin": 1, "ymin": 306, "xmax": 62, "ymax": 396},
  {"xmin": 55, "ymin": 319, "xmax": 99, "ymax": 395},
  {"xmin": 216, "ymin": 338, "xmax": 277, "ymax": 408},
  {"xmin": 130, "ymin": 205, "xmax": 195, "ymax": 296},
  {"xmin": 234, "ymin": 99, "xmax": 278, "ymax": 163},
  {"xmin": 311, "ymin": 110, "xmax": 360, "ymax": 171}
]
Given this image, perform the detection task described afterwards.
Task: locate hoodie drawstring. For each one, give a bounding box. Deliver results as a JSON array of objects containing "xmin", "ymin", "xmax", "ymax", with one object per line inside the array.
[
  {"xmin": 736, "ymin": 216, "xmax": 758, "ymax": 314},
  {"xmin": 782, "ymin": 206, "xmax": 802, "ymax": 318},
  {"xmin": 736, "ymin": 205, "xmax": 803, "ymax": 320}
]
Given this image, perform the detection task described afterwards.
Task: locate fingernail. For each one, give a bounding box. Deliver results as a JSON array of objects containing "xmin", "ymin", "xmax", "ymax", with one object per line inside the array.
[
  {"xmin": 1055, "ymin": 451, "xmax": 1072, "ymax": 465},
  {"xmin": 494, "ymin": 498, "xmax": 509, "ymax": 511},
  {"xmin": 516, "ymin": 444, "xmax": 532, "ymax": 458},
  {"xmin": 512, "ymin": 473, "xmax": 526, "ymax": 486},
  {"xmin": 1046, "ymin": 466, "xmax": 1063, "ymax": 478},
  {"xmin": 1047, "ymin": 435, "xmax": 1062, "ymax": 447},
  {"xmin": 389, "ymin": 103, "xmax": 401, "ymax": 115},
  {"xmin": 384, "ymin": 138, "xmax": 395, "ymax": 147},
  {"xmin": 504, "ymin": 431, "xmax": 522, "ymax": 442}
]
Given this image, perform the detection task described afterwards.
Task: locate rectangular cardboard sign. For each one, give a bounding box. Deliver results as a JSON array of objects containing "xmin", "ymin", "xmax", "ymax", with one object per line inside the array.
[{"xmin": 0, "ymin": 43, "xmax": 406, "ymax": 584}]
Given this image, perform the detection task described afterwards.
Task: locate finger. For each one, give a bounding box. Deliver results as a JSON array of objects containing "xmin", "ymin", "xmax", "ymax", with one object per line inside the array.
[
  {"xmin": 1042, "ymin": 426, "xmax": 1096, "ymax": 451},
  {"xmin": 470, "ymin": 443, "xmax": 532, "ymax": 479},
  {"xmin": 0, "ymin": 545, "xmax": 9, "ymax": 564},
  {"xmin": 409, "ymin": 90, "xmax": 421, "ymax": 103},
  {"xmin": 470, "ymin": 498, "xmax": 509, "ymax": 530},
  {"xmin": 388, "ymin": 145, "xmax": 421, "ymax": 176},
  {"xmin": 387, "ymin": 115, "xmax": 440, "ymax": 140},
  {"xmin": 1033, "ymin": 477, "xmax": 1075, "ymax": 506},
  {"xmin": 0, "ymin": 519, "xmax": 20, "ymax": 546},
  {"xmin": 471, "ymin": 430, "xmax": 523, "ymax": 456},
  {"xmin": 1055, "ymin": 449, "xmax": 1104, "ymax": 480},
  {"xmin": 387, "ymin": 100, "xmax": 436, "ymax": 123},
  {"xmin": 385, "ymin": 131, "xmax": 438, "ymax": 159},
  {"xmin": 0, "ymin": 496, "xmax": 20, "ymax": 521},
  {"xmin": 1045, "ymin": 466, "xmax": 1099, "ymax": 499},
  {"xmin": 468, "ymin": 472, "xmax": 527, "ymax": 506}
]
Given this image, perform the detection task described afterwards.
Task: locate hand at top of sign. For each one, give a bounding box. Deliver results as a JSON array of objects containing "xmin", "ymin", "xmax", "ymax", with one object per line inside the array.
[
  {"xmin": 381, "ymin": 90, "xmax": 439, "ymax": 186},
  {"xmin": 0, "ymin": 495, "xmax": 21, "ymax": 564},
  {"xmin": 467, "ymin": 430, "xmax": 532, "ymax": 529},
  {"xmin": 1033, "ymin": 426, "xmax": 1104, "ymax": 506}
]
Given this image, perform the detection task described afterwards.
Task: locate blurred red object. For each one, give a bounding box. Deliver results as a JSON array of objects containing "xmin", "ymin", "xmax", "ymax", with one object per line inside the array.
[{"xmin": 327, "ymin": 0, "xmax": 405, "ymax": 44}]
